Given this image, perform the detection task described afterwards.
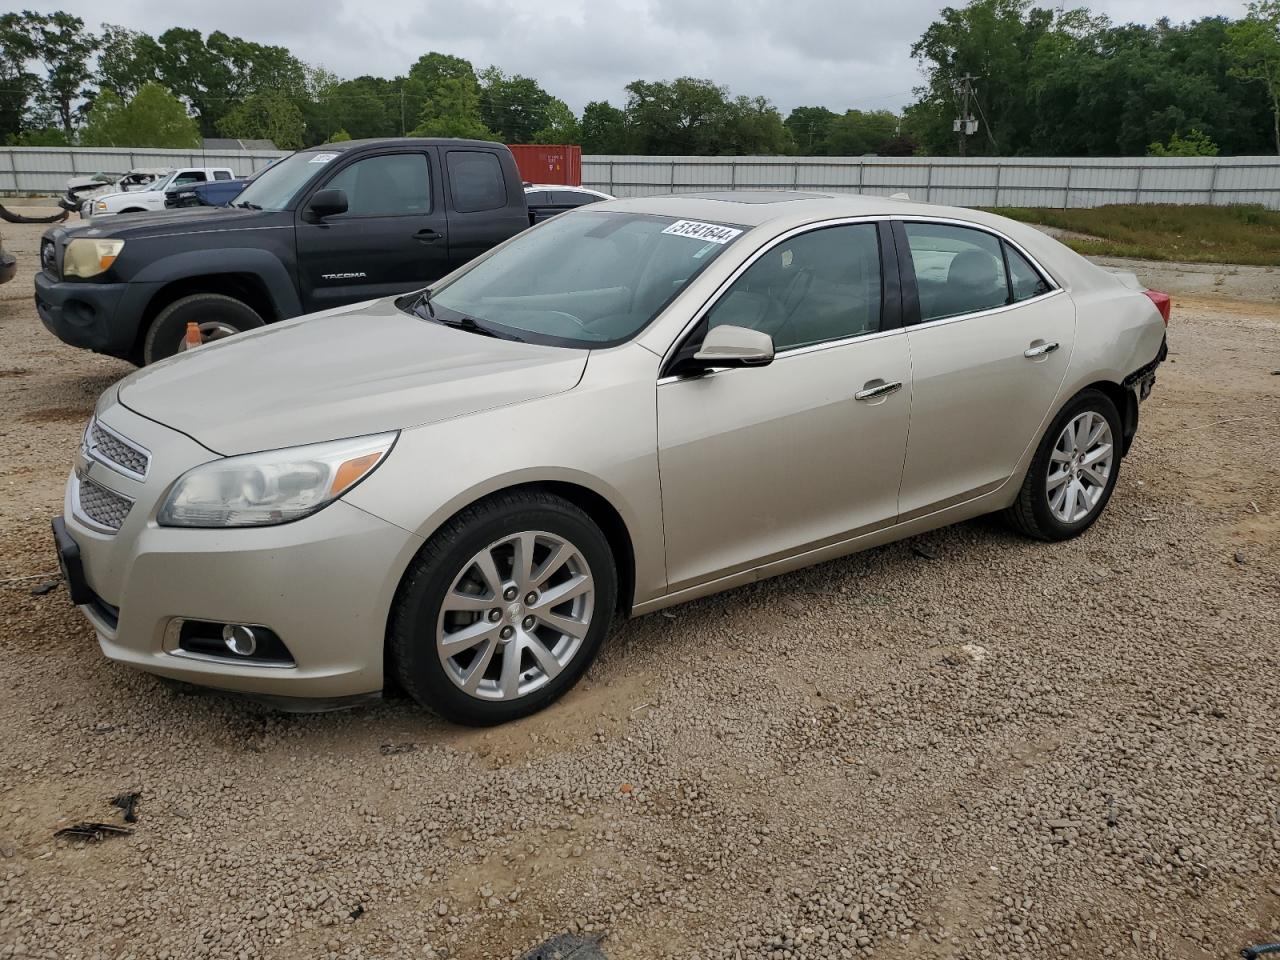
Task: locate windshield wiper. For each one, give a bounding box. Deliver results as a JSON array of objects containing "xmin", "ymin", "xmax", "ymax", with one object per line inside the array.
[
  {"xmin": 232, "ymin": 200, "xmax": 262, "ymax": 210},
  {"xmin": 410, "ymin": 292, "xmax": 525, "ymax": 342}
]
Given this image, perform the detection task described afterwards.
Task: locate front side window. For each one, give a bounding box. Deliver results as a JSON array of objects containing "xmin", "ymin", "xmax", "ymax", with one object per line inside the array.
[
  {"xmin": 702, "ymin": 223, "xmax": 883, "ymax": 352},
  {"xmin": 214, "ymin": 170, "xmax": 232, "ymax": 181},
  {"xmin": 447, "ymin": 151, "xmax": 506, "ymax": 213},
  {"xmin": 173, "ymin": 171, "xmax": 206, "ymax": 186},
  {"xmin": 421, "ymin": 210, "xmax": 743, "ymax": 346},
  {"xmin": 323, "ymin": 153, "xmax": 431, "ymax": 218},
  {"xmin": 904, "ymin": 222, "xmax": 1008, "ymax": 322}
]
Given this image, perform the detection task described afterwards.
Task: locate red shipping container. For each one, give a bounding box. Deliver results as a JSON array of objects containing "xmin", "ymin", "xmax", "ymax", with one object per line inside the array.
[{"xmin": 507, "ymin": 144, "xmax": 582, "ymax": 186}]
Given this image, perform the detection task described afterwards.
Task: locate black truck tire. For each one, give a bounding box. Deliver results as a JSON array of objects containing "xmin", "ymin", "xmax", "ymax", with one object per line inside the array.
[{"xmin": 143, "ymin": 293, "xmax": 265, "ymax": 364}]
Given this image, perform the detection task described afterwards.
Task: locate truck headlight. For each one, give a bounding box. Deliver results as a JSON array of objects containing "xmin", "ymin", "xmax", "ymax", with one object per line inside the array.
[
  {"xmin": 63, "ymin": 238, "xmax": 124, "ymax": 278},
  {"xmin": 158, "ymin": 433, "xmax": 397, "ymax": 528}
]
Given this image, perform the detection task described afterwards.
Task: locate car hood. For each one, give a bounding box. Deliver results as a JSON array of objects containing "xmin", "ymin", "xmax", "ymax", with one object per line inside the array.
[
  {"xmin": 69, "ymin": 205, "xmax": 286, "ymax": 239},
  {"xmin": 117, "ymin": 297, "xmax": 589, "ymax": 456}
]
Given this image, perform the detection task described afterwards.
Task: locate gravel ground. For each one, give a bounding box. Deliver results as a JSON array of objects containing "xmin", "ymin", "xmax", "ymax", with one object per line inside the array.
[{"xmin": 1, "ymin": 212, "xmax": 1278, "ymax": 960}]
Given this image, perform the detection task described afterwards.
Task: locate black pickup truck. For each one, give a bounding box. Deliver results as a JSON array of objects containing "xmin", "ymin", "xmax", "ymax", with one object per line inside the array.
[{"xmin": 36, "ymin": 138, "xmax": 532, "ymax": 364}]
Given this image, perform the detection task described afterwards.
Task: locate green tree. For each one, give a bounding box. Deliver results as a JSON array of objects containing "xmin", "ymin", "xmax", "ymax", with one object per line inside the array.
[
  {"xmin": 328, "ymin": 127, "xmax": 351, "ymax": 142},
  {"xmin": 580, "ymin": 100, "xmax": 629, "ymax": 153},
  {"xmin": 1147, "ymin": 128, "xmax": 1220, "ymax": 155},
  {"xmin": 81, "ymin": 83, "xmax": 201, "ymax": 148},
  {"xmin": 480, "ymin": 67, "xmax": 555, "ymax": 141},
  {"xmin": 531, "ymin": 97, "xmax": 581, "ymax": 144},
  {"xmin": 785, "ymin": 106, "xmax": 837, "ymax": 154},
  {"xmin": 826, "ymin": 110, "xmax": 901, "ymax": 155},
  {"xmin": 0, "ymin": 13, "xmax": 38, "ymax": 142},
  {"xmin": 410, "ymin": 75, "xmax": 494, "ymax": 139},
  {"xmin": 217, "ymin": 90, "xmax": 306, "ymax": 148},
  {"xmin": 1227, "ymin": 1, "xmax": 1280, "ymax": 153},
  {"xmin": 97, "ymin": 24, "xmax": 161, "ymax": 99},
  {"xmin": 27, "ymin": 11, "xmax": 97, "ymax": 138},
  {"xmin": 148, "ymin": 28, "xmax": 308, "ymax": 136},
  {"xmin": 313, "ymin": 75, "xmax": 397, "ymax": 142}
]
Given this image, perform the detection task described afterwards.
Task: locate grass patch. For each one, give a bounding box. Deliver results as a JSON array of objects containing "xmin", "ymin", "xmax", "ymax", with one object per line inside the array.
[{"xmin": 987, "ymin": 204, "xmax": 1280, "ymax": 267}]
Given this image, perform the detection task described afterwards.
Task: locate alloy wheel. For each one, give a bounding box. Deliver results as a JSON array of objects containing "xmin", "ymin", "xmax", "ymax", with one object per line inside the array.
[
  {"xmin": 1046, "ymin": 411, "xmax": 1114, "ymax": 523},
  {"xmin": 436, "ymin": 531, "xmax": 595, "ymax": 701}
]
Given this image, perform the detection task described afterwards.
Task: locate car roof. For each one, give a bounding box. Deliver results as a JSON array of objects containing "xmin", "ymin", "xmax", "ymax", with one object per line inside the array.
[
  {"xmin": 307, "ymin": 137, "xmax": 508, "ymax": 152},
  {"xmin": 598, "ymin": 190, "xmax": 1104, "ymax": 292}
]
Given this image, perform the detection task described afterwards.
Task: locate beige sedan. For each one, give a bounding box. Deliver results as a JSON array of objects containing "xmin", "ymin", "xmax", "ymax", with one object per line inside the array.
[{"xmin": 54, "ymin": 192, "xmax": 1169, "ymax": 724}]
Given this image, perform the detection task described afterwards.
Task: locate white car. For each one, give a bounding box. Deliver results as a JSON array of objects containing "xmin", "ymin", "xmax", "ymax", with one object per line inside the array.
[
  {"xmin": 82, "ymin": 167, "xmax": 237, "ymax": 218},
  {"xmin": 524, "ymin": 184, "xmax": 613, "ymax": 224}
]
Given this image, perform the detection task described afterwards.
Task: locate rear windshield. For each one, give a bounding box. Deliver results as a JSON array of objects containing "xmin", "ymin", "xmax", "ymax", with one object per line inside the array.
[{"xmin": 424, "ymin": 210, "xmax": 745, "ymax": 347}]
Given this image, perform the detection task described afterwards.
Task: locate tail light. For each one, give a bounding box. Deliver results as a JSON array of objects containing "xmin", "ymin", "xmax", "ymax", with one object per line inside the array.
[{"xmin": 1143, "ymin": 290, "xmax": 1171, "ymax": 326}]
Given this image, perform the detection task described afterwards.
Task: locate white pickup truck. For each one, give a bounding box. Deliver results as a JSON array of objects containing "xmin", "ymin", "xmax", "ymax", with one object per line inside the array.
[{"xmin": 82, "ymin": 167, "xmax": 237, "ymax": 218}]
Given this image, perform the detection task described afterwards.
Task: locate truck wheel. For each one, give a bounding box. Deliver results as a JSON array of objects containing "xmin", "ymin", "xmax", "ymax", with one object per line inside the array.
[{"xmin": 143, "ymin": 293, "xmax": 264, "ymax": 364}]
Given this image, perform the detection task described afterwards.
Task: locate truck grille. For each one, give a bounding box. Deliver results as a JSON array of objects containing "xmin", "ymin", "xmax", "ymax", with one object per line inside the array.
[
  {"xmin": 85, "ymin": 419, "xmax": 150, "ymax": 479},
  {"xmin": 40, "ymin": 238, "xmax": 58, "ymax": 278},
  {"xmin": 75, "ymin": 474, "xmax": 133, "ymax": 533}
]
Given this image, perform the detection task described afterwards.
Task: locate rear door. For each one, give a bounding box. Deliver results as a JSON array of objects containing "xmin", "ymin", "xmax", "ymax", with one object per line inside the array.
[
  {"xmin": 442, "ymin": 147, "xmax": 529, "ymax": 269},
  {"xmin": 895, "ymin": 219, "xmax": 1075, "ymax": 518},
  {"xmin": 294, "ymin": 148, "xmax": 449, "ymax": 312}
]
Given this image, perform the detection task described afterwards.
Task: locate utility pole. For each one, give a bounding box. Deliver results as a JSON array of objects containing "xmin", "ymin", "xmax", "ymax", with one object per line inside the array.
[{"xmin": 953, "ymin": 74, "xmax": 978, "ymax": 157}]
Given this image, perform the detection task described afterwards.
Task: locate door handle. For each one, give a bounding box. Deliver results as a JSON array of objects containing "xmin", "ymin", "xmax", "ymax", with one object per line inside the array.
[
  {"xmin": 1024, "ymin": 341, "xmax": 1059, "ymax": 358},
  {"xmin": 854, "ymin": 380, "xmax": 903, "ymax": 402},
  {"xmin": 414, "ymin": 229, "xmax": 443, "ymax": 243}
]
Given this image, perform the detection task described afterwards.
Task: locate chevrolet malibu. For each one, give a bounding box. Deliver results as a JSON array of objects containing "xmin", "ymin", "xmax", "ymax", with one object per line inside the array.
[{"xmin": 54, "ymin": 192, "xmax": 1169, "ymax": 725}]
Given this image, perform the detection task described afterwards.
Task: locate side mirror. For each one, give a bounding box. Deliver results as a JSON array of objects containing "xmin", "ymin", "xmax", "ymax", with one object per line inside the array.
[
  {"xmin": 692, "ymin": 324, "xmax": 775, "ymax": 368},
  {"xmin": 306, "ymin": 188, "xmax": 348, "ymax": 220}
]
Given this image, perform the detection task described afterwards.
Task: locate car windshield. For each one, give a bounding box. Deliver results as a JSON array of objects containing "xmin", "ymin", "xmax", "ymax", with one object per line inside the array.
[
  {"xmin": 145, "ymin": 172, "xmax": 175, "ymax": 193},
  {"xmin": 421, "ymin": 210, "xmax": 745, "ymax": 347},
  {"xmin": 233, "ymin": 150, "xmax": 335, "ymax": 211}
]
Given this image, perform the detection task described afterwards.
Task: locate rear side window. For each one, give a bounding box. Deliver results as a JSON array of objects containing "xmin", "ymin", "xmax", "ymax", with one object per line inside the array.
[
  {"xmin": 324, "ymin": 153, "xmax": 431, "ymax": 217},
  {"xmin": 1005, "ymin": 243, "xmax": 1051, "ymax": 301},
  {"xmin": 214, "ymin": 170, "xmax": 232, "ymax": 181},
  {"xmin": 703, "ymin": 223, "xmax": 883, "ymax": 352},
  {"xmin": 552, "ymin": 190, "xmax": 601, "ymax": 207},
  {"xmin": 904, "ymin": 223, "xmax": 1008, "ymax": 322},
  {"xmin": 448, "ymin": 151, "xmax": 507, "ymax": 213}
]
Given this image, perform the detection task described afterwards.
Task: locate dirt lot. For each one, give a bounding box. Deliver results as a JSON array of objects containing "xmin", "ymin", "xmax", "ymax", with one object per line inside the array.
[{"xmin": 1, "ymin": 212, "xmax": 1278, "ymax": 960}]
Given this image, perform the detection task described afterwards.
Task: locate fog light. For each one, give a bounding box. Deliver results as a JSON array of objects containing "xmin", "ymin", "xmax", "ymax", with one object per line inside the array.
[{"xmin": 222, "ymin": 624, "xmax": 258, "ymax": 657}]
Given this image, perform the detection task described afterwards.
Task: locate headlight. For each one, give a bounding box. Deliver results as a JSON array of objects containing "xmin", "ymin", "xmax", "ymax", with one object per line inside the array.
[
  {"xmin": 158, "ymin": 433, "xmax": 397, "ymax": 528},
  {"xmin": 63, "ymin": 238, "xmax": 124, "ymax": 278}
]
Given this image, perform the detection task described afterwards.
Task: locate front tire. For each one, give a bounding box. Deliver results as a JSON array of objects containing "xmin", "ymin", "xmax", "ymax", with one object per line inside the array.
[
  {"xmin": 389, "ymin": 492, "xmax": 617, "ymax": 726},
  {"xmin": 143, "ymin": 293, "xmax": 264, "ymax": 364},
  {"xmin": 1004, "ymin": 388, "xmax": 1123, "ymax": 541}
]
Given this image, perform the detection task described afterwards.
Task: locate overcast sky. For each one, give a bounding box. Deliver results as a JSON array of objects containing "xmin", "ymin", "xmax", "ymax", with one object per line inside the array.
[{"xmin": 26, "ymin": 0, "xmax": 1252, "ymax": 114}]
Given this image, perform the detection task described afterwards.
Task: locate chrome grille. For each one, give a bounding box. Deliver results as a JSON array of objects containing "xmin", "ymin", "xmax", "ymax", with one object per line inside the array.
[
  {"xmin": 85, "ymin": 419, "xmax": 150, "ymax": 479},
  {"xmin": 75, "ymin": 474, "xmax": 133, "ymax": 532}
]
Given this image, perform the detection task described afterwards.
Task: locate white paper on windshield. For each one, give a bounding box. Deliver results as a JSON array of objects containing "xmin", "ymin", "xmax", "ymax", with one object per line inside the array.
[
  {"xmin": 309, "ymin": 152, "xmax": 339, "ymax": 164},
  {"xmin": 661, "ymin": 220, "xmax": 742, "ymax": 244}
]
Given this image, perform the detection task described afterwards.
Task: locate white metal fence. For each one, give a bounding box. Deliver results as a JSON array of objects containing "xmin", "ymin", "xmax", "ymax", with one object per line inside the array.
[
  {"xmin": 0, "ymin": 146, "xmax": 287, "ymax": 194},
  {"xmin": 4, "ymin": 147, "xmax": 1279, "ymax": 209},
  {"xmin": 582, "ymin": 155, "xmax": 1280, "ymax": 209}
]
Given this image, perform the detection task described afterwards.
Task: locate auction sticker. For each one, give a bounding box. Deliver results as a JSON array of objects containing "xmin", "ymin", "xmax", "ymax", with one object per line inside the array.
[
  {"xmin": 309, "ymin": 152, "xmax": 339, "ymax": 164},
  {"xmin": 662, "ymin": 220, "xmax": 742, "ymax": 244}
]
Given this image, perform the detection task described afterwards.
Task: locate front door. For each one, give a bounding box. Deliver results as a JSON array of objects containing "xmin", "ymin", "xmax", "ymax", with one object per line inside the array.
[
  {"xmin": 657, "ymin": 222, "xmax": 911, "ymax": 592},
  {"xmin": 895, "ymin": 220, "xmax": 1076, "ymax": 517},
  {"xmin": 295, "ymin": 149, "xmax": 449, "ymax": 312}
]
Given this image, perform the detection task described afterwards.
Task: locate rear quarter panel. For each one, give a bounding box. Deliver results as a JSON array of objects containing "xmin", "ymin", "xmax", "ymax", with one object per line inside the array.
[{"xmin": 1059, "ymin": 277, "xmax": 1166, "ymax": 399}]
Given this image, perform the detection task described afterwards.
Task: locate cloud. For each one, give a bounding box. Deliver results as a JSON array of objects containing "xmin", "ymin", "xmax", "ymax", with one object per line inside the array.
[{"xmin": 24, "ymin": 0, "xmax": 1254, "ymax": 116}]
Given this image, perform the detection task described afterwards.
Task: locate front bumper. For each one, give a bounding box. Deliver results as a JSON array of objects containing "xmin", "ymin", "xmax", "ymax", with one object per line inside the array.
[
  {"xmin": 34, "ymin": 271, "xmax": 160, "ymax": 359},
  {"xmin": 58, "ymin": 401, "xmax": 423, "ymax": 703}
]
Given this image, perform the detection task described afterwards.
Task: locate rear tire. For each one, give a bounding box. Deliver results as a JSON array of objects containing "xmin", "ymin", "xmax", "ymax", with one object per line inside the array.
[
  {"xmin": 142, "ymin": 293, "xmax": 264, "ymax": 364},
  {"xmin": 1004, "ymin": 388, "xmax": 1123, "ymax": 541},
  {"xmin": 389, "ymin": 491, "xmax": 617, "ymax": 726}
]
